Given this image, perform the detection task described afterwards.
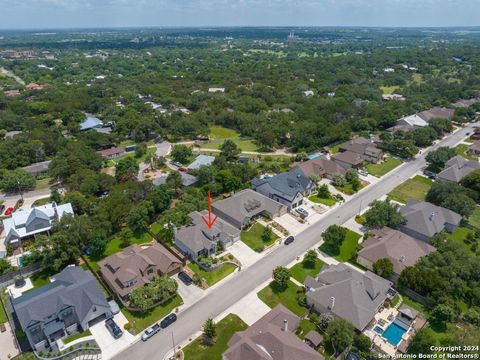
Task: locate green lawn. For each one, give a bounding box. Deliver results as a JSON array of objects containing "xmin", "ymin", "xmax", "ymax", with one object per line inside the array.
[
  {"xmin": 454, "ymin": 144, "xmax": 477, "ymax": 161},
  {"xmin": 320, "ymin": 230, "xmax": 361, "ymax": 262},
  {"xmin": 0, "ymin": 291, "xmax": 8, "ymax": 324},
  {"xmin": 295, "ymin": 319, "xmax": 318, "ymax": 340},
  {"xmin": 380, "ymin": 85, "xmax": 400, "ymax": 94},
  {"xmin": 290, "ymin": 258, "xmax": 326, "ymax": 283},
  {"xmin": 123, "ymin": 295, "xmax": 183, "ymax": 334},
  {"xmin": 257, "ymin": 280, "xmax": 307, "ymax": 316},
  {"xmin": 188, "ymin": 262, "xmax": 237, "ymax": 286},
  {"xmin": 32, "ymin": 197, "xmax": 51, "ymax": 207},
  {"xmin": 365, "ymin": 157, "xmax": 402, "ymax": 177},
  {"xmin": 208, "ymin": 126, "xmax": 240, "ymax": 140},
  {"xmin": 334, "ymin": 183, "xmax": 364, "ymax": 195},
  {"xmin": 468, "ymin": 208, "xmax": 480, "ymax": 229},
  {"xmin": 388, "ymin": 175, "xmax": 433, "ymax": 204},
  {"xmin": 182, "ymin": 314, "xmax": 248, "ymax": 360},
  {"xmin": 201, "ymin": 139, "xmax": 260, "ymax": 152},
  {"xmin": 30, "ymin": 268, "xmax": 54, "ymax": 288},
  {"xmin": 309, "ymin": 194, "xmax": 336, "ymax": 206},
  {"xmin": 63, "ymin": 330, "xmax": 92, "ymax": 344},
  {"xmin": 240, "ymin": 223, "xmax": 279, "ymax": 251},
  {"xmin": 445, "ymin": 227, "xmax": 476, "ymax": 254},
  {"xmin": 34, "ymin": 177, "xmax": 52, "ymax": 191}
]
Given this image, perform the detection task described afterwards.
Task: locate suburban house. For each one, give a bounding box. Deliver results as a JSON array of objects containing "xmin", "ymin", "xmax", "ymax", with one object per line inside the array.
[
  {"xmin": 395, "ymin": 114, "xmax": 428, "ymax": 128},
  {"xmin": 99, "ymin": 243, "xmax": 183, "ymax": 302},
  {"xmin": 330, "ymin": 151, "xmax": 364, "ymax": 169},
  {"xmin": 175, "ymin": 211, "xmax": 240, "ymax": 261},
  {"xmin": 294, "ymin": 157, "xmax": 347, "ymax": 180},
  {"xmin": 21, "ymin": 160, "xmax": 52, "ymax": 176},
  {"xmin": 211, "ymin": 189, "xmax": 287, "ymax": 229},
  {"xmin": 3, "ymin": 202, "xmax": 74, "ymax": 246},
  {"xmin": 223, "ymin": 304, "xmax": 324, "ymax": 360},
  {"xmin": 436, "ymin": 155, "xmax": 480, "ymax": 182},
  {"xmin": 417, "ymin": 107, "xmax": 455, "ymax": 122},
  {"xmin": 153, "ymin": 172, "xmax": 198, "ymax": 187},
  {"xmin": 382, "ymin": 94, "xmax": 405, "ymax": 101},
  {"xmin": 304, "ymin": 264, "xmax": 392, "ymax": 331},
  {"xmin": 187, "ymin": 155, "xmax": 215, "ymax": 170},
  {"xmin": 251, "ymin": 169, "xmax": 316, "ymax": 210},
  {"xmin": 398, "ymin": 200, "xmax": 462, "ymax": 242},
  {"xmin": 386, "ymin": 123, "xmax": 416, "ymax": 133},
  {"xmin": 80, "ymin": 114, "xmax": 103, "ymax": 131},
  {"xmin": 338, "ymin": 137, "xmax": 383, "ymax": 163},
  {"xmin": 467, "ymin": 141, "xmax": 480, "ymax": 156},
  {"xmin": 208, "ymin": 87, "xmax": 225, "ymax": 93},
  {"xmin": 96, "ymin": 146, "xmax": 126, "ymax": 159},
  {"xmin": 11, "ymin": 266, "xmax": 111, "ymax": 352},
  {"xmin": 453, "ymin": 98, "xmax": 480, "ymax": 108},
  {"xmin": 357, "ymin": 227, "xmax": 435, "ymax": 281}
]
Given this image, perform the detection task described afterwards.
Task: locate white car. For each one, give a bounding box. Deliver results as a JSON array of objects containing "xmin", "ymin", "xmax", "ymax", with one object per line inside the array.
[
  {"xmin": 295, "ymin": 207, "xmax": 309, "ymax": 217},
  {"xmin": 141, "ymin": 323, "xmax": 161, "ymax": 341},
  {"xmin": 358, "ymin": 169, "xmax": 368, "ymax": 177}
]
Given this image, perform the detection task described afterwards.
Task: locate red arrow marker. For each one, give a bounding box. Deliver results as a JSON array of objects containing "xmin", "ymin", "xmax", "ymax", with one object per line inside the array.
[{"xmin": 201, "ymin": 190, "xmax": 218, "ymax": 229}]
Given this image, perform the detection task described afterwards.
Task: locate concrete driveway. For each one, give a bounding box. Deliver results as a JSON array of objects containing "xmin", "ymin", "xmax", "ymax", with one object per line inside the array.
[
  {"xmin": 173, "ymin": 274, "xmax": 205, "ymax": 308},
  {"xmin": 228, "ymin": 240, "xmax": 263, "ymax": 268},
  {"xmin": 89, "ymin": 312, "xmax": 136, "ymax": 360},
  {"xmin": 0, "ymin": 322, "xmax": 19, "ymax": 360}
]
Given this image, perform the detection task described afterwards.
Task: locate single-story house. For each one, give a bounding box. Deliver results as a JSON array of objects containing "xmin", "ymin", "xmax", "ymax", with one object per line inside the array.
[
  {"xmin": 208, "ymin": 87, "xmax": 225, "ymax": 93},
  {"xmin": 399, "ymin": 200, "xmax": 462, "ymax": 242},
  {"xmin": 386, "ymin": 123, "xmax": 416, "ymax": 133},
  {"xmin": 357, "ymin": 227, "xmax": 435, "ymax": 281},
  {"xmin": 211, "ymin": 189, "xmax": 287, "ymax": 229},
  {"xmin": 252, "ymin": 169, "xmax": 316, "ymax": 210},
  {"xmin": 467, "ymin": 141, "xmax": 480, "ymax": 156},
  {"xmin": 294, "ymin": 157, "xmax": 346, "ymax": 180},
  {"xmin": 331, "ymin": 151, "xmax": 364, "ymax": 169},
  {"xmin": 187, "ymin": 155, "xmax": 215, "ymax": 170},
  {"xmin": 96, "ymin": 146, "xmax": 126, "ymax": 159},
  {"xmin": 396, "ymin": 114, "xmax": 428, "ymax": 128},
  {"xmin": 80, "ymin": 114, "xmax": 103, "ymax": 131},
  {"xmin": 418, "ymin": 107, "xmax": 455, "ymax": 122},
  {"xmin": 223, "ymin": 304, "xmax": 324, "ymax": 360},
  {"xmin": 452, "ymin": 98, "xmax": 480, "ymax": 108},
  {"xmin": 99, "ymin": 243, "xmax": 182, "ymax": 302},
  {"xmin": 3, "ymin": 202, "xmax": 74, "ymax": 246},
  {"xmin": 436, "ymin": 155, "xmax": 480, "ymax": 182},
  {"xmin": 21, "ymin": 160, "xmax": 51, "ymax": 176},
  {"xmin": 338, "ymin": 138, "xmax": 383, "ymax": 163},
  {"xmin": 304, "ymin": 264, "xmax": 392, "ymax": 331},
  {"xmin": 11, "ymin": 266, "xmax": 111, "ymax": 352},
  {"xmin": 175, "ymin": 211, "xmax": 240, "ymax": 261},
  {"xmin": 382, "ymin": 94, "xmax": 405, "ymax": 101},
  {"xmin": 153, "ymin": 172, "xmax": 198, "ymax": 187}
]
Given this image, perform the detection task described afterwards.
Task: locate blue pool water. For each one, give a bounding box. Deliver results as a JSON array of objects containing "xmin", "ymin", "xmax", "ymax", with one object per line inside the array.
[
  {"xmin": 383, "ymin": 322, "xmax": 408, "ymax": 346},
  {"xmin": 373, "ymin": 326, "xmax": 384, "ymax": 334},
  {"xmin": 308, "ymin": 153, "xmax": 322, "ymax": 160}
]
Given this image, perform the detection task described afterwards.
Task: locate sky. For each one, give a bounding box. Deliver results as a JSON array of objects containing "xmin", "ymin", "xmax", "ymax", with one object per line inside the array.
[{"xmin": 0, "ymin": 0, "xmax": 480, "ymax": 29}]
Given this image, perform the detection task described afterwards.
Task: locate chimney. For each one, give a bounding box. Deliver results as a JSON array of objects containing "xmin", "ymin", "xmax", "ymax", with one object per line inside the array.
[
  {"xmin": 283, "ymin": 319, "xmax": 288, "ymax": 332},
  {"xmin": 429, "ymin": 212, "xmax": 436, "ymax": 221},
  {"xmin": 329, "ymin": 296, "xmax": 335, "ymax": 310}
]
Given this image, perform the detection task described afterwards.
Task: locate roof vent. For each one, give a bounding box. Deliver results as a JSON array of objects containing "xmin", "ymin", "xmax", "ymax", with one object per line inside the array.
[
  {"xmin": 399, "ymin": 255, "xmax": 406, "ymax": 263},
  {"xmin": 429, "ymin": 212, "xmax": 437, "ymax": 221}
]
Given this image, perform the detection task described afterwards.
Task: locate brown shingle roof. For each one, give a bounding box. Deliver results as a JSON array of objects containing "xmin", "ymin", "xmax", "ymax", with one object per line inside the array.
[
  {"xmin": 294, "ymin": 157, "xmax": 346, "ymax": 178},
  {"xmin": 96, "ymin": 146, "xmax": 125, "ymax": 158},
  {"xmin": 331, "ymin": 151, "xmax": 363, "ymax": 166}
]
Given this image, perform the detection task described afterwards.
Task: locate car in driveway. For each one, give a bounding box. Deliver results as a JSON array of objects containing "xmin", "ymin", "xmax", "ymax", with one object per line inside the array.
[
  {"xmin": 178, "ymin": 271, "xmax": 193, "ymax": 285},
  {"xmin": 358, "ymin": 169, "xmax": 368, "ymax": 177},
  {"xmin": 284, "ymin": 236, "xmax": 295, "ymax": 245},
  {"xmin": 160, "ymin": 313, "xmax": 177, "ymax": 329},
  {"xmin": 141, "ymin": 323, "xmax": 161, "ymax": 341},
  {"xmin": 108, "ymin": 300, "xmax": 120, "ymax": 315},
  {"xmin": 105, "ymin": 318, "xmax": 123, "ymax": 339},
  {"xmin": 4, "ymin": 207, "xmax": 14, "ymax": 216},
  {"xmin": 295, "ymin": 207, "xmax": 309, "ymax": 218},
  {"xmin": 172, "ymin": 161, "xmax": 182, "ymax": 167}
]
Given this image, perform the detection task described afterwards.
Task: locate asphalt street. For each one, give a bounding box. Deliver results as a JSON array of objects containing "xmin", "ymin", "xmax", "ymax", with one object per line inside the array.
[{"xmin": 113, "ymin": 124, "xmax": 476, "ymax": 360}]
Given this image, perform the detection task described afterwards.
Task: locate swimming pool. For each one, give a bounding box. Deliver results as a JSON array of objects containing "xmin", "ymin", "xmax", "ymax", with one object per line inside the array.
[
  {"xmin": 308, "ymin": 153, "xmax": 322, "ymax": 160},
  {"xmin": 373, "ymin": 326, "xmax": 384, "ymax": 334},
  {"xmin": 383, "ymin": 320, "xmax": 408, "ymax": 346}
]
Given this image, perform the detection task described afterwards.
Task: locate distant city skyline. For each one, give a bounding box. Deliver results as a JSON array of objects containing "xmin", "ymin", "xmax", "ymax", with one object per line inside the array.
[{"xmin": 0, "ymin": 0, "xmax": 480, "ymax": 29}]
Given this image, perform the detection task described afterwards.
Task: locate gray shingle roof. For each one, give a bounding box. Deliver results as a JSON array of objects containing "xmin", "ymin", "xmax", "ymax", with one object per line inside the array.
[
  {"xmin": 399, "ymin": 200, "xmax": 462, "ymax": 239},
  {"xmin": 436, "ymin": 156, "xmax": 480, "ymax": 182},
  {"xmin": 21, "ymin": 160, "xmax": 51, "ymax": 174},
  {"xmin": 305, "ymin": 264, "xmax": 392, "ymax": 331},
  {"xmin": 252, "ymin": 169, "xmax": 314, "ymax": 202},
  {"xmin": 12, "ymin": 266, "xmax": 109, "ymax": 330},
  {"xmin": 187, "ymin": 155, "xmax": 215, "ymax": 170}
]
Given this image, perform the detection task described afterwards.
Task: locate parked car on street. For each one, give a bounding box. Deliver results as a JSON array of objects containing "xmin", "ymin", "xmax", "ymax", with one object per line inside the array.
[
  {"xmin": 178, "ymin": 271, "xmax": 193, "ymax": 285},
  {"xmin": 141, "ymin": 323, "xmax": 161, "ymax": 341},
  {"xmin": 284, "ymin": 236, "xmax": 295, "ymax": 245},
  {"xmin": 105, "ymin": 318, "xmax": 123, "ymax": 339},
  {"xmin": 160, "ymin": 313, "xmax": 177, "ymax": 329}
]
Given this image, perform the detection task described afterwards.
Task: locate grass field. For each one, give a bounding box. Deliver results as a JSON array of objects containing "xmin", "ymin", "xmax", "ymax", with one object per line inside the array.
[
  {"xmin": 380, "ymin": 85, "xmax": 400, "ymax": 94},
  {"xmin": 320, "ymin": 230, "xmax": 361, "ymax": 262},
  {"xmin": 208, "ymin": 126, "xmax": 240, "ymax": 140},
  {"xmin": 454, "ymin": 144, "xmax": 477, "ymax": 161},
  {"xmin": 0, "ymin": 291, "xmax": 8, "ymax": 324},
  {"xmin": 257, "ymin": 280, "xmax": 306, "ymax": 316},
  {"xmin": 182, "ymin": 314, "xmax": 248, "ymax": 360},
  {"xmin": 35, "ymin": 177, "xmax": 52, "ymax": 190},
  {"xmin": 365, "ymin": 157, "xmax": 402, "ymax": 177},
  {"xmin": 445, "ymin": 227, "xmax": 476, "ymax": 254},
  {"xmin": 295, "ymin": 319, "xmax": 318, "ymax": 340},
  {"xmin": 188, "ymin": 262, "xmax": 237, "ymax": 286},
  {"xmin": 309, "ymin": 194, "xmax": 336, "ymax": 206},
  {"xmin": 123, "ymin": 295, "xmax": 183, "ymax": 334},
  {"xmin": 289, "ymin": 258, "xmax": 325, "ymax": 283},
  {"xmin": 468, "ymin": 208, "xmax": 480, "ymax": 229},
  {"xmin": 388, "ymin": 175, "xmax": 433, "ymax": 204},
  {"xmin": 240, "ymin": 223, "xmax": 279, "ymax": 251},
  {"xmin": 201, "ymin": 139, "xmax": 260, "ymax": 152},
  {"xmin": 63, "ymin": 330, "xmax": 92, "ymax": 344},
  {"xmin": 334, "ymin": 182, "xmax": 364, "ymax": 195}
]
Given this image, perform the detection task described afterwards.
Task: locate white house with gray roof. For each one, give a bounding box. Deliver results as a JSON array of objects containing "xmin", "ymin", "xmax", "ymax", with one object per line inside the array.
[
  {"xmin": 304, "ymin": 264, "xmax": 392, "ymax": 331},
  {"xmin": 3, "ymin": 202, "xmax": 74, "ymax": 246},
  {"xmin": 174, "ymin": 211, "xmax": 240, "ymax": 261},
  {"xmin": 11, "ymin": 266, "xmax": 111, "ymax": 352},
  {"xmin": 398, "ymin": 200, "xmax": 461, "ymax": 242},
  {"xmin": 251, "ymin": 169, "xmax": 315, "ymax": 210},
  {"xmin": 211, "ymin": 189, "xmax": 287, "ymax": 229}
]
